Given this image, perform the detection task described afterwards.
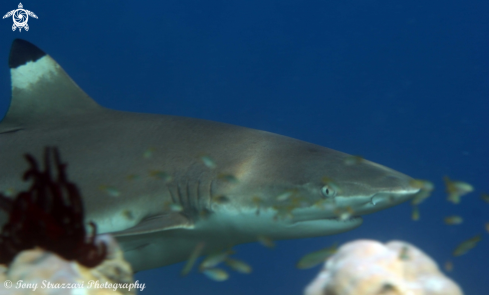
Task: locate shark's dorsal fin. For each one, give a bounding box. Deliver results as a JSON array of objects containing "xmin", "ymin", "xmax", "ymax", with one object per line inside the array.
[
  {"xmin": 0, "ymin": 39, "xmax": 102, "ymax": 133},
  {"xmin": 112, "ymin": 213, "xmax": 194, "ymax": 237}
]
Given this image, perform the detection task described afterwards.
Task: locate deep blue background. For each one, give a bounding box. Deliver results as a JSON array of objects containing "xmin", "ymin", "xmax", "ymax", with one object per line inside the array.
[{"xmin": 1, "ymin": 1, "xmax": 488, "ymax": 294}]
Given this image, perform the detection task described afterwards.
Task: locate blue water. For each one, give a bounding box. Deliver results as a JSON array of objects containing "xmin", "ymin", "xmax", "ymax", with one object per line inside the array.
[{"xmin": 1, "ymin": 1, "xmax": 487, "ymax": 294}]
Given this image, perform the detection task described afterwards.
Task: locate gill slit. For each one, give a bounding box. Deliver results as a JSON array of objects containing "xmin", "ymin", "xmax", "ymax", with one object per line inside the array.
[
  {"xmin": 168, "ymin": 184, "xmax": 177, "ymax": 204},
  {"xmin": 177, "ymin": 183, "xmax": 185, "ymax": 209},
  {"xmin": 186, "ymin": 181, "xmax": 191, "ymax": 211}
]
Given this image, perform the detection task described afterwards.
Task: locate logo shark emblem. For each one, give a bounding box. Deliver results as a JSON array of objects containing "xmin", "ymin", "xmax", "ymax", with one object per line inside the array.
[{"xmin": 3, "ymin": 3, "xmax": 38, "ymax": 32}]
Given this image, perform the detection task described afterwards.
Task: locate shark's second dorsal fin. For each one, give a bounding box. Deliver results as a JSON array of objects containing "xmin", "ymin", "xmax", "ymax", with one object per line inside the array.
[{"xmin": 0, "ymin": 39, "xmax": 102, "ymax": 132}]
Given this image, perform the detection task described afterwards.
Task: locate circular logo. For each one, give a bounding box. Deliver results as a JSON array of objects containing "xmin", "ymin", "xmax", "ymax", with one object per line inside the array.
[
  {"xmin": 13, "ymin": 9, "xmax": 28, "ymax": 27},
  {"xmin": 4, "ymin": 280, "xmax": 12, "ymax": 288}
]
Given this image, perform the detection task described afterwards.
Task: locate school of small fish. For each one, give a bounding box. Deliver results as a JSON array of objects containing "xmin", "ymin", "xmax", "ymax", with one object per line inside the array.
[
  {"xmin": 406, "ymin": 175, "xmax": 487, "ymax": 273},
  {"xmin": 101, "ymin": 149, "xmax": 487, "ymax": 284},
  {"xmin": 181, "ymin": 244, "xmax": 253, "ymax": 282},
  {"xmin": 293, "ymin": 173, "xmax": 484, "ymax": 277}
]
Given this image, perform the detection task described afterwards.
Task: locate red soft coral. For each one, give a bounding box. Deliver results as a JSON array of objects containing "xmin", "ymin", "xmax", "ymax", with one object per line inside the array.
[{"xmin": 0, "ymin": 147, "xmax": 107, "ymax": 268}]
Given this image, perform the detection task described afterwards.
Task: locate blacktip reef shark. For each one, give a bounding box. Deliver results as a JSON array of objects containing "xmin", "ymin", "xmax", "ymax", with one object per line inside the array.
[{"xmin": 0, "ymin": 39, "xmax": 420, "ymax": 272}]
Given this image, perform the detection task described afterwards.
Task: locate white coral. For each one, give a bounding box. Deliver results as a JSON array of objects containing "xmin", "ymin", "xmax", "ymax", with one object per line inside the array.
[
  {"xmin": 0, "ymin": 235, "xmax": 135, "ymax": 295},
  {"xmin": 304, "ymin": 240, "xmax": 463, "ymax": 295}
]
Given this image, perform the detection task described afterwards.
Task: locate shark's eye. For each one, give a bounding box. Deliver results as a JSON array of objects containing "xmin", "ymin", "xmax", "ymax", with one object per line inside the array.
[{"xmin": 321, "ymin": 185, "xmax": 336, "ymax": 198}]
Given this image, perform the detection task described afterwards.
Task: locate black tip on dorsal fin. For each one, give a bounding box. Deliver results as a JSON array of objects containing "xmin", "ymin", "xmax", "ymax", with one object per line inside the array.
[{"xmin": 9, "ymin": 39, "xmax": 46, "ymax": 69}]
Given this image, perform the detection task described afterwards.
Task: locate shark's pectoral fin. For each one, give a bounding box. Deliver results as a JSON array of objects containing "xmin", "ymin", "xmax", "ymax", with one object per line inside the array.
[
  {"xmin": 0, "ymin": 39, "xmax": 104, "ymax": 132},
  {"xmin": 111, "ymin": 213, "xmax": 194, "ymax": 237}
]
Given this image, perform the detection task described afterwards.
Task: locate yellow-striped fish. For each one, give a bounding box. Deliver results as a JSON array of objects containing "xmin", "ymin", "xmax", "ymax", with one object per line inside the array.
[
  {"xmin": 410, "ymin": 179, "xmax": 434, "ymax": 205},
  {"xmin": 296, "ymin": 244, "xmax": 337, "ymax": 269},
  {"xmin": 452, "ymin": 235, "xmax": 481, "ymax": 257},
  {"xmin": 444, "ymin": 215, "xmax": 463, "ymax": 225},
  {"xmin": 257, "ymin": 235, "xmax": 275, "ymax": 248},
  {"xmin": 200, "ymin": 155, "xmax": 217, "ymax": 169},
  {"xmin": 411, "ymin": 206, "xmax": 420, "ymax": 221},
  {"xmin": 181, "ymin": 242, "xmax": 205, "ymax": 276},
  {"xmin": 202, "ymin": 268, "xmax": 229, "ymax": 281},
  {"xmin": 444, "ymin": 176, "xmax": 474, "ymax": 204},
  {"xmin": 225, "ymin": 258, "xmax": 252, "ymax": 274},
  {"xmin": 200, "ymin": 250, "xmax": 231, "ymax": 270}
]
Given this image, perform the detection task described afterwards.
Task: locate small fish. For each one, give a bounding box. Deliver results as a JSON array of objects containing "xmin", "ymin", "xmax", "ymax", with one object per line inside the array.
[
  {"xmin": 200, "ymin": 250, "xmax": 232, "ymax": 270},
  {"xmin": 444, "ymin": 260, "xmax": 453, "ymax": 272},
  {"xmin": 334, "ymin": 207, "xmax": 354, "ymax": 221},
  {"xmin": 181, "ymin": 242, "xmax": 205, "ymax": 276},
  {"xmin": 257, "ymin": 235, "xmax": 275, "ymax": 248},
  {"xmin": 143, "ymin": 147, "xmax": 155, "ymax": 159},
  {"xmin": 149, "ymin": 170, "xmax": 173, "ymax": 182},
  {"xmin": 452, "ymin": 235, "xmax": 481, "ymax": 257},
  {"xmin": 444, "ymin": 216, "xmax": 463, "ymax": 225},
  {"xmin": 99, "ymin": 185, "xmax": 120, "ymax": 197},
  {"xmin": 313, "ymin": 199, "xmax": 335, "ymax": 210},
  {"xmin": 481, "ymin": 193, "xmax": 489, "ymax": 203},
  {"xmin": 225, "ymin": 258, "xmax": 252, "ymax": 274},
  {"xmin": 411, "ymin": 206, "xmax": 420, "ymax": 221},
  {"xmin": 202, "ymin": 268, "xmax": 229, "ymax": 282},
  {"xmin": 170, "ymin": 203, "xmax": 183, "ymax": 212},
  {"xmin": 218, "ymin": 173, "xmax": 239, "ymax": 184},
  {"xmin": 273, "ymin": 204, "xmax": 295, "ymax": 220},
  {"xmin": 200, "ymin": 155, "xmax": 217, "ymax": 169},
  {"xmin": 276, "ymin": 190, "xmax": 297, "ymax": 202},
  {"xmin": 296, "ymin": 244, "xmax": 337, "ymax": 269},
  {"xmin": 444, "ymin": 176, "xmax": 474, "ymax": 204},
  {"xmin": 212, "ymin": 195, "xmax": 230, "ymax": 204},
  {"xmin": 289, "ymin": 195, "xmax": 310, "ymax": 208},
  {"xmin": 411, "ymin": 190, "xmax": 433, "ymax": 206},
  {"xmin": 122, "ymin": 210, "xmax": 135, "ymax": 220},
  {"xmin": 398, "ymin": 245, "xmax": 410, "ymax": 261},
  {"xmin": 163, "ymin": 201, "xmax": 184, "ymax": 212},
  {"xmin": 344, "ymin": 155, "xmax": 364, "ymax": 166},
  {"xmin": 126, "ymin": 174, "xmax": 140, "ymax": 181},
  {"xmin": 410, "ymin": 179, "xmax": 435, "ymax": 190},
  {"xmin": 410, "ymin": 180, "xmax": 434, "ymax": 205}
]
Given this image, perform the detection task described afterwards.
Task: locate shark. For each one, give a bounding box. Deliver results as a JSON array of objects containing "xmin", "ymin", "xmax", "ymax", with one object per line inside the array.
[{"xmin": 0, "ymin": 39, "xmax": 420, "ymax": 272}]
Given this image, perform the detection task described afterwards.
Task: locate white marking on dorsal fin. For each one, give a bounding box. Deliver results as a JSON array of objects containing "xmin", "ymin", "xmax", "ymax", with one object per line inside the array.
[{"xmin": 0, "ymin": 39, "xmax": 103, "ymax": 133}]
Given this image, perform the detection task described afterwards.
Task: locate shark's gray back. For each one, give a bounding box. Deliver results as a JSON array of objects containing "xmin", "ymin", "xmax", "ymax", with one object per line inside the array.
[{"xmin": 1, "ymin": 106, "xmax": 285, "ymax": 224}]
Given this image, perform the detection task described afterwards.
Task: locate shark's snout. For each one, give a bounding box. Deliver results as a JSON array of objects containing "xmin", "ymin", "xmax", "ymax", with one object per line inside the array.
[
  {"xmin": 370, "ymin": 174, "xmax": 420, "ymax": 204},
  {"xmin": 358, "ymin": 185, "xmax": 420, "ymax": 215}
]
